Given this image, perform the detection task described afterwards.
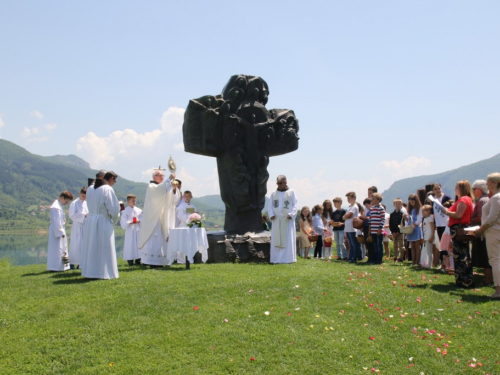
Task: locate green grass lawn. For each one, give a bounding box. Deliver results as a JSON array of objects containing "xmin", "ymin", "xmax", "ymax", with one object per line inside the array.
[{"xmin": 0, "ymin": 257, "xmax": 499, "ymax": 374}]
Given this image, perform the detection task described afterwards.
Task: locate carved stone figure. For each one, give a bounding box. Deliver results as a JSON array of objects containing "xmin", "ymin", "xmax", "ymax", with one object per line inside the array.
[{"xmin": 183, "ymin": 75, "xmax": 299, "ymax": 234}]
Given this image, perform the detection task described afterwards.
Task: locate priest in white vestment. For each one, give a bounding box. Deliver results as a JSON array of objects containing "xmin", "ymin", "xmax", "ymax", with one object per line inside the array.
[
  {"xmin": 120, "ymin": 194, "xmax": 143, "ymax": 265},
  {"xmin": 81, "ymin": 172, "xmax": 121, "ymax": 279},
  {"xmin": 68, "ymin": 187, "xmax": 88, "ymax": 268},
  {"xmin": 47, "ymin": 191, "xmax": 74, "ymax": 271},
  {"xmin": 139, "ymin": 170, "xmax": 180, "ymax": 267},
  {"xmin": 268, "ymin": 175, "xmax": 298, "ymax": 264}
]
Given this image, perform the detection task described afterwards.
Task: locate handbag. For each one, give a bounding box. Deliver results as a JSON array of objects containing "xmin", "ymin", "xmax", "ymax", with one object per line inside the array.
[
  {"xmin": 356, "ymin": 235, "xmax": 365, "ymax": 244},
  {"xmin": 308, "ymin": 234, "xmax": 318, "ymax": 242},
  {"xmin": 366, "ymin": 235, "xmax": 373, "ymax": 244},
  {"xmin": 455, "ymin": 219, "xmax": 475, "ymax": 242},
  {"xmin": 353, "ymin": 217, "xmax": 364, "ymax": 230},
  {"xmin": 399, "ymin": 216, "xmax": 415, "ymax": 235}
]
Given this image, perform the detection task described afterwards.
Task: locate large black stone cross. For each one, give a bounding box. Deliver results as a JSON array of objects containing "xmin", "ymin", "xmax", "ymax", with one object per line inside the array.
[{"xmin": 183, "ymin": 75, "xmax": 299, "ymax": 234}]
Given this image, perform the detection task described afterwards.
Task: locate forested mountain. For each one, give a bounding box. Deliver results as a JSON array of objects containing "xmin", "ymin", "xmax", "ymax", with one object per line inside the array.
[
  {"xmin": 381, "ymin": 153, "xmax": 500, "ymax": 204},
  {"xmin": 0, "ymin": 139, "xmax": 225, "ymax": 231}
]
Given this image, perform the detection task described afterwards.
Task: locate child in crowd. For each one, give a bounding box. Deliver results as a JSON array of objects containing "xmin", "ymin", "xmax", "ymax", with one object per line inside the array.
[
  {"xmin": 332, "ymin": 197, "xmax": 347, "ymax": 260},
  {"xmin": 357, "ymin": 203, "xmax": 366, "ymax": 259},
  {"xmin": 362, "ymin": 198, "xmax": 374, "ymax": 263},
  {"xmin": 389, "ymin": 198, "xmax": 407, "ymax": 262},
  {"xmin": 68, "ymin": 187, "xmax": 88, "ymax": 269},
  {"xmin": 369, "ymin": 193, "xmax": 385, "ymax": 265},
  {"xmin": 312, "ymin": 204, "xmax": 326, "ymax": 259},
  {"xmin": 299, "ymin": 206, "xmax": 313, "ymax": 259},
  {"xmin": 343, "ymin": 192, "xmax": 362, "ymax": 263},
  {"xmin": 421, "ymin": 205, "xmax": 437, "ymax": 269},
  {"xmin": 405, "ymin": 194, "xmax": 423, "ymax": 266},
  {"xmin": 382, "ymin": 204, "xmax": 391, "ymax": 259},
  {"xmin": 439, "ymin": 199, "xmax": 455, "ymax": 272},
  {"xmin": 322, "ymin": 200, "xmax": 334, "ymax": 259},
  {"xmin": 120, "ymin": 194, "xmax": 143, "ymax": 266},
  {"xmin": 47, "ymin": 191, "xmax": 74, "ymax": 272}
]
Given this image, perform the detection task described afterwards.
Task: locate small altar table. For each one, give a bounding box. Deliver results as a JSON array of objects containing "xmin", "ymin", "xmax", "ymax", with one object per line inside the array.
[{"xmin": 167, "ymin": 227, "xmax": 208, "ymax": 269}]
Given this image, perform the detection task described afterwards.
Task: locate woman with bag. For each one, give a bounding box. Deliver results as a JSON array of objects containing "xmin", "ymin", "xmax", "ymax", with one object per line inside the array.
[
  {"xmin": 471, "ymin": 180, "xmax": 492, "ymax": 286},
  {"xmin": 475, "ymin": 173, "xmax": 500, "ymax": 298},
  {"xmin": 442, "ymin": 180, "xmax": 474, "ymax": 288}
]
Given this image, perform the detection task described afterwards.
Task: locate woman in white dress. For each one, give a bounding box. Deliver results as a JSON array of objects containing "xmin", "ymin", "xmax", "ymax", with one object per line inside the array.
[
  {"xmin": 81, "ymin": 172, "xmax": 120, "ymax": 279},
  {"xmin": 47, "ymin": 191, "xmax": 74, "ymax": 272}
]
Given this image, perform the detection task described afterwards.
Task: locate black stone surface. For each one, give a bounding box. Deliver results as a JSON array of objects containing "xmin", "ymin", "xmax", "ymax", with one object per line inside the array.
[{"xmin": 183, "ymin": 75, "xmax": 299, "ymax": 234}]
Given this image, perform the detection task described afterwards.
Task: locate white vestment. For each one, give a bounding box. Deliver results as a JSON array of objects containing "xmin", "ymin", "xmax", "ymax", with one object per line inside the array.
[
  {"xmin": 139, "ymin": 179, "xmax": 180, "ymax": 265},
  {"xmin": 175, "ymin": 200, "xmax": 197, "ymax": 228},
  {"xmin": 268, "ymin": 189, "xmax": 298, "ymax": 264},
  {"xmin": 68, "ymin": 198, "xmax": 88, "ymax": 265},
  {"xmin": 47, "ymin": 200, "xmax": 70, "ymax": 271},
  {"xmin": 120, "ymin": 206, "xmax": 143, "ymax": 261},
  {"xmin": 81, "ymin": 184, "xmax": 120, "ymax": 279}
]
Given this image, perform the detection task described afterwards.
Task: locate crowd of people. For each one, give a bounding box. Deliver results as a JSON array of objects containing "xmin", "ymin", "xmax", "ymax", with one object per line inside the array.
[
  {"xmin": 296, "ymin": 174, "xmax": 500, "ymax": 298},
  {"xmin": 46, "ymin": 168, "xmax": 197, "ymax": 279},
  {"xmin": 45, "ymin": 169, "xmax": 500, "ymax": 299}
]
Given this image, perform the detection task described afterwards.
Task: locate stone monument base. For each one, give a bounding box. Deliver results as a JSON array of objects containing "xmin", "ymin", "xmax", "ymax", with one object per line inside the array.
[{"xmin": 205, "ymin": 231, "xmax": 272, "ymax": 263}]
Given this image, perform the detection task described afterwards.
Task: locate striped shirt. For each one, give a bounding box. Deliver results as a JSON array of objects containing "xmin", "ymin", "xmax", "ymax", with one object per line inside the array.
[{"xmin": 370, "ymin": 204, "xmax": 385, "ymax": 234}]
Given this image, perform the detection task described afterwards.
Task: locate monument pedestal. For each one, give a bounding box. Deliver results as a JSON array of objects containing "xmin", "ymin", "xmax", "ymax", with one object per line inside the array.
[{"xmin": 205, "ymin": 231, "xmax": 272, "ymax": 263}]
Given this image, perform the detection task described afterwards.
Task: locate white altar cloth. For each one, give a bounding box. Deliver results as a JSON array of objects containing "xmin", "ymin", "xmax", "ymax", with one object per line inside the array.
[{"xmin": 167, "ymin": 228, "xmax": 208, "ymax": 265}]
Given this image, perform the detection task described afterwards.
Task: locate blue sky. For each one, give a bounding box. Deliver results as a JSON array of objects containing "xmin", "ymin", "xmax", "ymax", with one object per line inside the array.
[{"xmin": 1, "ymin": 1, "xmax": 499, "ymax": 208}]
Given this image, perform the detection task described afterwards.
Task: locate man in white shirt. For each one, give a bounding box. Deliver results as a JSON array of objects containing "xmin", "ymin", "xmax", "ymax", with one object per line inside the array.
[{"xmin": 343, "ymin": 191, "xmax": 361, "ymax": 263}]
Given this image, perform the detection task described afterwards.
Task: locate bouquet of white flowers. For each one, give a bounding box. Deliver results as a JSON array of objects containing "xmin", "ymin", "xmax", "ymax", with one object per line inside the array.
[{"xmin": 186, "ymin": 213, "xmax": 204, "ymax": 228}]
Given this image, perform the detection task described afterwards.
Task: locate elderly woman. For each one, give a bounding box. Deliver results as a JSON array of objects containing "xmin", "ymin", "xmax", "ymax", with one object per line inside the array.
[
  {"xmin": 475, "ymin": 173, "xmax": 500, "ymax": 299},
  {"xmin": 442, "ymin": 180, "xmax": 474, "ymax": 288},
  {"xmin": 471, "ymin": 180, "xmax": 492, "ymax": 286}
]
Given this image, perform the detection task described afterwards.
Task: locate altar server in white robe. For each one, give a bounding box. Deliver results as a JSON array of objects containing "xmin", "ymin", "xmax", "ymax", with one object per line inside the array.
[
  {"xmin": 268, "ymin": 175, "xmax": 298, "ymax": 264},
  {"xmin": 176, "ymin": 191, "xmax": 196, "ymax": 228},
  {"xmin": 68, "ymin": 187, "xmax": 88, "ymax": 269},
  {"xmin": 139, "ymin": 169, "xmax": 180, "ymax": 267},
  {"xmin": 47, "ymin": 191, "xmax": 74, "ymax": 271},
  {"xmin": 81, "ymin": 172, "xmax": 120, "ymax": 279},
  {"xmin": 120, "ymin": 194, "xmax": 143, "ymax": 265}
]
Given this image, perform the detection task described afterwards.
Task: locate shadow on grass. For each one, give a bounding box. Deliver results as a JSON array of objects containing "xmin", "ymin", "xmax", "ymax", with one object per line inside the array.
[
  {"xmin": 22, "ymin": 270, "xmax": 53, "ymax": 277},
  {"xmin": 52, "ymin": 278, "xmax": 96, "ymax": 285},
  {"xmin": 50, "ymin": 271, "xmax": 82, "ymax": 278}
]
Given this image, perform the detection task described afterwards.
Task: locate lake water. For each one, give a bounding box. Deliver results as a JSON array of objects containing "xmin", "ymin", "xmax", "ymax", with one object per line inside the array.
[{"xmin": 0, "ymin": 234, "xmax": 125, "ymax": 266}]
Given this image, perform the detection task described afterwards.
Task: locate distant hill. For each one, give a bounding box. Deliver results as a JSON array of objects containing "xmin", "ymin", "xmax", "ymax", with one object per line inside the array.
[
  {"xmin": 381, "ymin": 153, "xmax": 500, "ymax": 205},
  {"xmin": 0, "ymin": 139, "xmax": 225, "ymax": 231},
  {"xmin": 44, "ymin": 154, "xmax": 91, "ymax": 169}
]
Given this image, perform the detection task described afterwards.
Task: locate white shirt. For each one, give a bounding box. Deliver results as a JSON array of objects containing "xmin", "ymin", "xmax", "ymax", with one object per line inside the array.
[
  {"xmin": 433, "ymin": 195, "xmax": 448, "ymax": 227},
  {"xmin": 344, "ymin": 204, "xmax": 359, "ymax": 233}
]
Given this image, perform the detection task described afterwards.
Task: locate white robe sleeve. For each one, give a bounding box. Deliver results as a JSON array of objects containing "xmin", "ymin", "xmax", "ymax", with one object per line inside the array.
[
  {"xmin": 51, "ymin": 208, "xmax": 65, "ymax": 238},
  {"xmin": 69, "ymin": 200, "xmax": 87, "ymax": 224},
  {"xmin": 104, "ymin": 187, "xmax": 121, "ymax": 223},
  {"xmin": 120, "ymin": 209, "xmax": 131, "ymax": 229},
  {"xmin": 289, "ymin": 191, "xmax": 298, "ymax": 219},
  {"xmin": 268, "ymin": 192, "xmax": 275, "ymax": 218}
]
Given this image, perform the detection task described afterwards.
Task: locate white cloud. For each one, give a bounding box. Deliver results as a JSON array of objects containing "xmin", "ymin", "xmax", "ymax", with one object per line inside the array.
[
  {"xmin": 160, "ymin": 107, "xmax": 185, "ymax": 135},
  {"xmin": 76, "ymin": 128, "xmax": 162, "ymax": 166},
  {"xmin": 31, "ymin": 110, "xmax": 44, "ymax": 119},
  {"xmin": 176, "ymin": 167, "xmax": 220, "ymax": 196},
  {"xmin": 376, "ymin": 156, "xmax": 431, "ymax": 180},
  {"xmin": 21, "ymin": 124, "xmax": 45, "ymax": 138},
  {"xmin": 44, "ymin": 123, "xmax": 57, "ymax": 131},
  {"xmin": 76, "ymin": 106, "xmax": 185, "ymax": 171}
]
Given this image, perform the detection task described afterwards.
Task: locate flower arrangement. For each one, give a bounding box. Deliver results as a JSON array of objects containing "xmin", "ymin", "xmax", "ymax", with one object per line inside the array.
[{"xmin": 186, "ymin": 213, "xmax": 204, "ymax": 228}]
